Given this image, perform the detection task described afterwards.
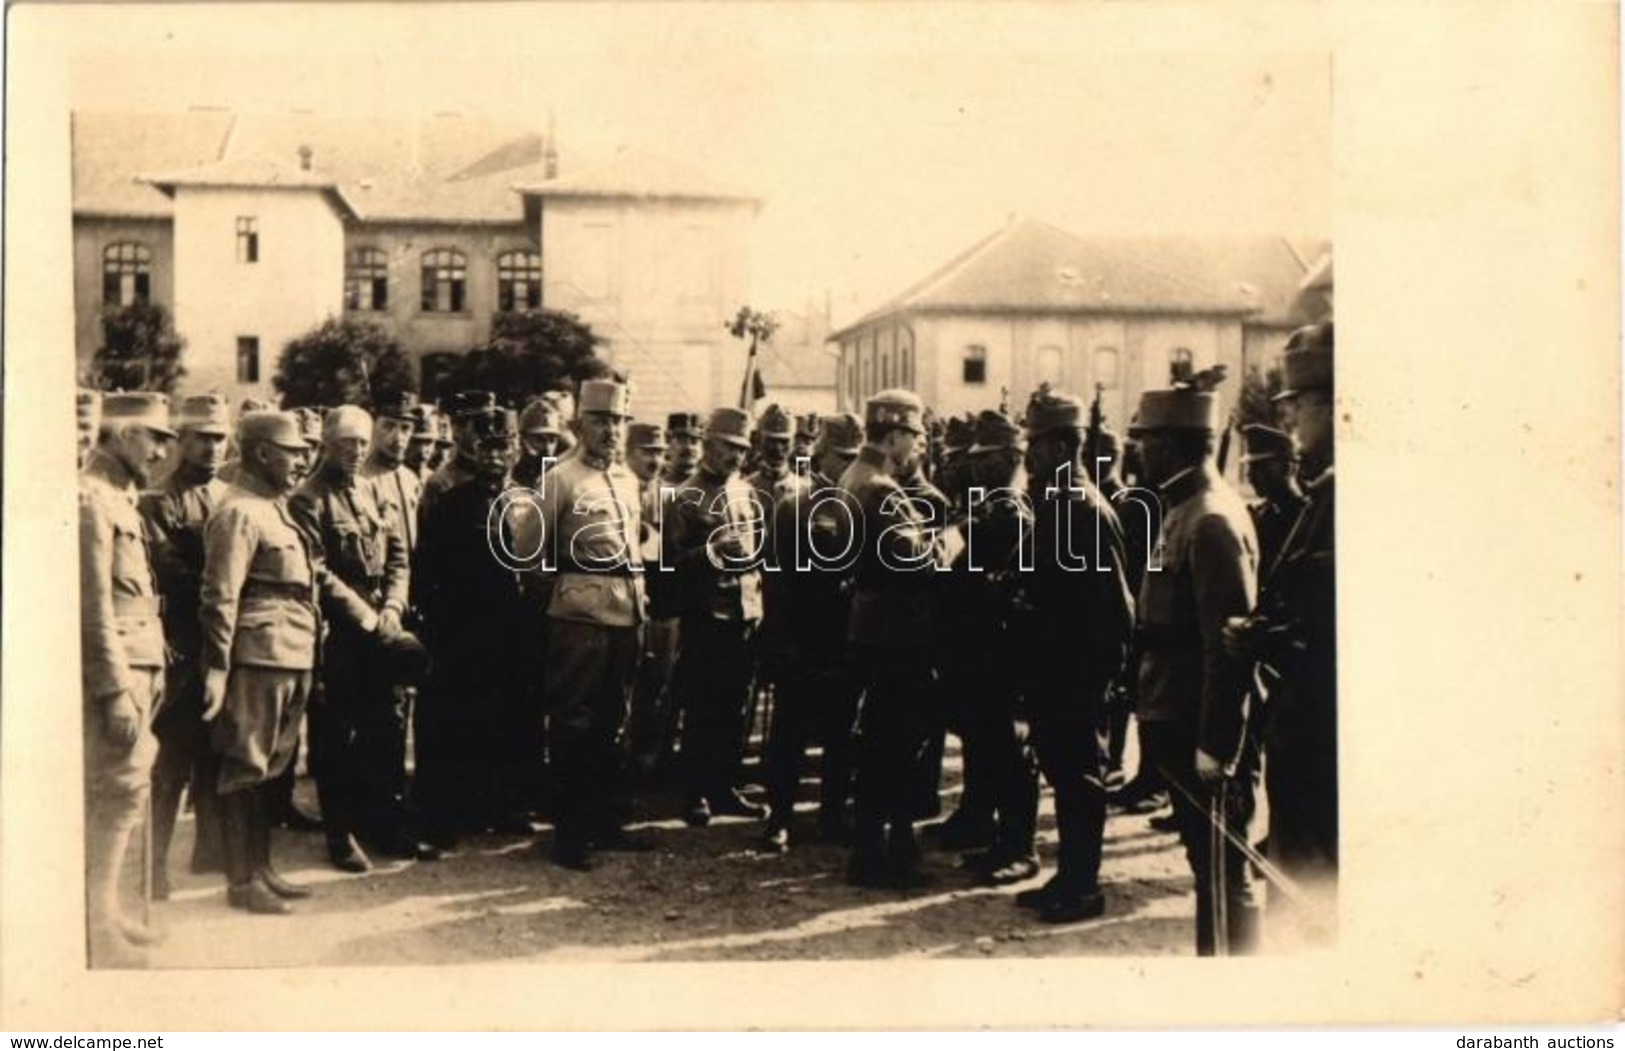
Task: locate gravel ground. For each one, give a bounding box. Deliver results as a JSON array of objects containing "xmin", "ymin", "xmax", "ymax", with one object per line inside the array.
[{"xmin": 141, "ymin": 742, "xmax": 1196, "ymax": 967}]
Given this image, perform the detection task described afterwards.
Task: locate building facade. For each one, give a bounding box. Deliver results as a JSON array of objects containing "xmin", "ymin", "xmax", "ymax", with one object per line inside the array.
[{"xmin": 72, "ymin": 110, "xmax": 760, "ymax": 422}]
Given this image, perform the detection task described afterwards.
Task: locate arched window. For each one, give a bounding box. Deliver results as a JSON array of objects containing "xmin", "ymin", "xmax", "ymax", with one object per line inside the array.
[
  {"xmin": 102, "ymin": 243, "xmax": 151, "ymax": 306},
  {"xmin": 1094, "ymin": 346, "xmax": 1121, "ymax": 388},
  {"xmin": 1169, "ymin": 346, "xmax": 1195, "ymax": 384},
  {"xmin": 421, "ymin": 249, "xmax": 467, "ymax": 313},
  {"xmin": 344, "ymin": 248, "xmax": 389, "ymax": 311},
  {"xmin": 962, "ymin": 344, "xmax": 988, "ymax": 385},
  {"xmin": 901, "ymin": 344, "xmax": 914, "ymax": 387},
  {"xmin": 497, "ymin": 250, "xmax": 542, "ymax": 312}
]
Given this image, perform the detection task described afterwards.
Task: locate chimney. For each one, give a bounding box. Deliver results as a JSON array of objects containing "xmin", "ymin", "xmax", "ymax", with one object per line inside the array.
[{"xmin": 297, "ymin": 145, "xmax": 313, "ymax": 171}]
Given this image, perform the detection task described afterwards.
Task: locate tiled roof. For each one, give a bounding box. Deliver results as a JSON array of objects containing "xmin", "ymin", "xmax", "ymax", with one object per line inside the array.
[
  {"xmin": 513, "ymin": 146, "xmax": 759, "ymax": 206},
  {"xmin": 832, "ymin": 218, "xmax": 1328, "ymax": 339},
  {"xmin": 72, "ymin": 110, "xmax": 237, "ymax": 217},
  {"xmin": 140, "ymin": 151, "xmax": 361, "ymax": 219}
]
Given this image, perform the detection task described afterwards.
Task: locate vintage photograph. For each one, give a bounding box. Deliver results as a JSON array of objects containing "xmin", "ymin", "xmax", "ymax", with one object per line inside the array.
[
  {"xmin": 7, "ymin": 0, "xmax": 1622, "ymax": 1034},
  {"xmin": 61, "ymin": 8, "xmax": 1340, "ymax": 970}
]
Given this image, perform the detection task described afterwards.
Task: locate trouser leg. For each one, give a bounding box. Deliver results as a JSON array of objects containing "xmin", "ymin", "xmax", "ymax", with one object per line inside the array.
[
  {"xmin": 815, "ymin": 665, "xmax": 859, "ymax": 829},
  {"xmin": 762, "ymin": 653, "xmax": 810, "ymax": 828}
]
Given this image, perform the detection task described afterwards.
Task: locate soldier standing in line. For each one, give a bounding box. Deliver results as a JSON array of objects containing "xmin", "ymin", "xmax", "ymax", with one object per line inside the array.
[
  {"xmin": 623, "ymin": 421, "xmax": 680, "ymax": 785},
  {"xmin": 665, "ymin": 407, "xmax": 769, "ymax": 827},
  {"xmin": 897, "ymin": 425, "xmax": 952, "ymax": 826},
  {"xmin": 746, "ymin": 403, "xmax": 805, "ymax": 537},
  {"xmin": 80, "ymin": 393, "xmax": 176, "ymax": 965},
  {"xmin": 758, "ymin": 412, "xmax": 865, "ymax": 853},
  {"xmin": 662, "ymin": 411, "xmax": 704, "ymax": 489},
  {"xmin": 291, "ymin": 407, "xmax": 437, "ymax": 872},
  {"xmin": 428, "ymin": 411, "xmax": 454, "ymax": 474},
  {"xmin": 512, "ymin": 396, "xmax": 567, "ymax": 491},
  {"xmin": 362, "ymin": 392, "xmax": 425, "ymax": 562},
  {"xmin": 403, "ymin": 405, "xmax": 440, "ymax": 484},
  {"xmin": 141, "ymin": 394, "xmax": 232, "ymax": 897},
  {"xmin": 199, "ymin": 411, "xmax": 379, "ymax": 915},
  {"xmin": 513, "ymin": 379, "xmax": 653, "ymax": 869},
  {"xmin": 1239, "ymin": 423, "xmax": 1305, "ymax": 573},
  {"xmin": 413, "ymin": 398, "xmax": 529, "ymax": 847},
  {"xmin": 840, "ymin": 390, "xmax": 944, "ymax": 890},
  {"xmin": 791, "ymin": 413, "xmax": 821, "ymax": 471},
  {"xmin": 1132, "ymin": 380, "xmax": 1263, "ymax": 955},
  {"xmin": 418, "ymin": 391, "xmax": 494, "ymax": 518},
  {"xmin": 77, "ymin": 389, "xmax": 101, "ymax": 469},
  {"xmin": 937, "ymin": 409, "xmax": 1035, "ymax": 873},
  {"xmin": 1011, "ymin": 389, "xmax": 1136, "ymax": 922},
  {"xmin": 1226, "ymin": 322, "xmax": 1338, "ymax": 947}
]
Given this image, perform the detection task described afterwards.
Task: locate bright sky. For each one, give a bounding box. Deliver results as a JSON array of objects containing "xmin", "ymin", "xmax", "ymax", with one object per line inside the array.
[{"xmin": 63, "ymin": 3, "xmax": 1332, "ymax": 324}]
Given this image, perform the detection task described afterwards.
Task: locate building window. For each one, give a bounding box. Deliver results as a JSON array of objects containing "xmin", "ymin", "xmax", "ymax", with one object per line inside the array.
[
  {"xmin": 236, "ymin": 336, "xmax": 260, "ymax": 384},
  {"xmin": 236, "ymin": 217, "xmax": 259, "ymax": 263},
  {"xmin": 1169, "ymin": 346, "xmax": 1195, "ymax": 384},
  {"xmin": 962, "ymin": 344, "xmax": 988, "ymax": 385},
  {"xmin": 497, "ymin": 250, "xmax": 542, "ymax": 312},
  {"xmin": 882, "ymin": 351, "xmax": 893, "ymax": 388},
  {"xmin": 901, "ymin": 344, "xmax": 914, "ymax": 387},
  {"xmin": 1037, "ymin": 345, "xmax": 1063, "ymax": 386},
  {"xmin": 421, "ymin": 249, "xmax": 467, "ymax": 313},
  {"xmin": 345, "ymin": 248, "xmax": 389, "ymax": 311},
  {"xmin": 102, "ymin": 243, "xmax": 151, "ymax": 306},
  {"xmin": 1094, "ymin": 346, "xmax": 1121, "ymax": 388}
]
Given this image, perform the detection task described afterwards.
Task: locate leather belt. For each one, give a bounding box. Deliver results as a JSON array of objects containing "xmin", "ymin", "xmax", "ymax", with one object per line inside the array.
[{"xmin": 241, "ymin": 579, "xmax": 314, "ymax": 602}]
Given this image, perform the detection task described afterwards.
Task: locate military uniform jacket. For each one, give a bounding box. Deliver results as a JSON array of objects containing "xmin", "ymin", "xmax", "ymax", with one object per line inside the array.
[
  {"xmin": 839, "ymin": 446, "xmax": 943, "ymax": 650},
  {"xmin": 414, "ymin": 463, "xmax": 526, "ymax": 657},
  {"xmin": 1135, "ymin": 464, "xmax": 1260, "ymax": 763},
  {"xmin": 762, "ymin": 470, "xmax": 851, "ymax": 658},
  {"xmin": 140, "ymin": 464, "xmax": 226, "ymax": 661},
  {"xmin": 289, "ymin": 465, "xmax": 411, "ymax": 630},
  {"xmin": 1022, "ymin": 470, "xmax": 1135, "ymax": 697},
  {"xmin": 362, "ymin": 456, "xmax": 423, "ymax": 557},
  {"xmin": 200, "ymin": 472, "xmax": 376, "ymax": 673},
  {"xmin": 664, "ymin": 465, "xmax": 764, "ymax": 623},
  {"xmin": 81, "ymin": 450, "xmax": 167, "ymax": 701},
  {"xmin": 1253, "ymin": 468, "xmax": 1336, "ymax": 753},
  {"xmin": 417, "ymin": 458, "xmax": 476, "ymax": 523},
  {"xmin": 1248, "ymin": 490, "xmax": 1306, "ymax": 578},
  {"xmin": 520, "ymin": 447, "xmax": 646, "ymax": 629},
  {"xmin": 640, "ymin": 475, "xmax": 683, "ymax": 621},
  {"xmin": 937, "ymin": 485, "xmax": 1032, "ymax": 672}
]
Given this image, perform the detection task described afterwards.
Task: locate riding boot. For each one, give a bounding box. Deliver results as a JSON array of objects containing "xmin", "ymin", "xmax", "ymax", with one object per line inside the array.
[{"xmin": 221, "ymin": 789, "xmax": 289, "ymax": 915}]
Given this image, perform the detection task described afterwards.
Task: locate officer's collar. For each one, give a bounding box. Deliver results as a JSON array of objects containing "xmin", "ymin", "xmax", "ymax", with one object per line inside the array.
[
  {"xmin": 233, "ymin": 469, "xmax": 282, "ymax": 499},
  {"xmin": 1157, "ymin": 463, "xmax": 1214, "ymax": 506}
]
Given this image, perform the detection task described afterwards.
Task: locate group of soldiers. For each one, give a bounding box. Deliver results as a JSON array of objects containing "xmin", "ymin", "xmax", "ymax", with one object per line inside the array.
[{"xmin": 77, "ymin": 320, "xmax": 1336, "ymax": 965}]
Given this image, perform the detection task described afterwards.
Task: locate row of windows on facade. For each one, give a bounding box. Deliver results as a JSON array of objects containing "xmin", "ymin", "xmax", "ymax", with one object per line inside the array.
[
  {"xmin": 101, "ymin": 241, "xmax": 544, "ymax": 315},
  {"xmin": 843, "ymin": 342, "xmax": 1154, "ymax": 399}
]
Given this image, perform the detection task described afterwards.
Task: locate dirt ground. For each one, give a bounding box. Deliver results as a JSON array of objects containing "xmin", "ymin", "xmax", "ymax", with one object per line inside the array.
[{"xmin": 141, "ymin": 740, "xmax": 1197, "ymax": 967}]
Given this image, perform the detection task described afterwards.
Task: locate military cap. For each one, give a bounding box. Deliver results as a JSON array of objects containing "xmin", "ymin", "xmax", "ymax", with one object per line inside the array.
[
  {"xmin": 294, "ymin": 407, "xmax": 325, "ymax": 447},
  {"xmin": 77, "ymin": 389, "xmax": 101, "ymax": 429},
  {"xmin": 238, "ymin": 397, "xmax": 274, "ymax": 416},
  {"xmin": 442, "ymin": 390, "xmax": 498, "ymax": 421},
  {"xmin": 1274, "ymin": 322, "xmax": 1334, "ymax": 400},
  {"xmin": 816, "ymin": 412, "xmax": 864, "ymax": 456},
  {"xmin": 466, "ymin": 406, "xmax": 518, "ymax": 441},
  {"xmin": 627, "ymin": 422, "xmax": 668, "ymax": 450},
  {"xmin": 407, "ymin": 404, "xmax": 439, "ymax": 439},
  {"xmin": 794, "ymin": 412, "xmax": 822, "ymax": 440},
  {"xmin": 704, "ymin": 406, "xmax": 753, "ymax": 449},
  {"xmin": 865, "ymin": 389, "xmax": 926, "ymax": 434},
  {"xmin": 175, "ymin": 393, "xmax": 232, "ymax": 437},
  {"xmin": 968, "ymin": 409, "xmax": 1024, "ymax": 455},
  {"xmin": 542, "ymin": 389, "xmax": 575, "ymax": 417},
  {"xmin": 238, "ymin": 411, "xmax": 308, "ymax": 451},
  {"xmin": 100, "ymin": 392, "xmax": 178, "ymax": 438},
  {"xmin": 666, "ymin": 411, "xmax": 704, "ymax": 439},
  {"xmin": 578, "ymin": 379, "xmax": 632, "ymax": 418},
  {"xmin": 324, "ymin": 405, "xmax": 373, "ymax": 444},
  {"xmin": 1024, "ymin": 389, "xmax": 1089, "ymax": 440},
  {"xmin": 374, "ymin": 390, "xmax": 420, "ymax": 421},
  {"xmin": 756, "ymin": 403, "xmax": 794, "ymax": 440},
  {"xmin": 519, "ymin": 397, "xmax": 565, "ymax": 436},
  {"xmin": 1128, "ymin": 389, "xmax": 1220, "ymax": 435},
  {"xmin": 1240, "ymin": 424, "xmax": 1294, "ymax": 463},
  {"xmin": 942, "ymin": 415, "xmax": 974, "ymax": 453}
]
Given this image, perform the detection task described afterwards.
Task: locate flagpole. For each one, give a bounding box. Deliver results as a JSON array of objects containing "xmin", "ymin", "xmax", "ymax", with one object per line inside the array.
[{"xmin": 739, "ymin": 330, "xmax": 758, "ymax": 410}]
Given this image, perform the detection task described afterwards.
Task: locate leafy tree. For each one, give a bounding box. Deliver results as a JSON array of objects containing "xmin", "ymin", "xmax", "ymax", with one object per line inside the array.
[
  {"xmin": 1237, "ymin": 363, "xmax": 1286, "ymax": 430},
  {"xmin": 441, "ymin": 309, "xmax": 607, "ymax": 407},
  {"xmin": 273, "ymin": 317, "xmax": 415, "ymax": 410},
  {"xmin": 87, "ymin": 302, "xmax": 187, "ymax": 394}
]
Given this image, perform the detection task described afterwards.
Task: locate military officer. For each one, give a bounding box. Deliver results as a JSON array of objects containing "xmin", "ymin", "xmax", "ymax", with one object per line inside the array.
[
  {"xmin": 1239, "ymin": 423, "xmax": 1305, "ymax": 572},
  {"xmin": 1132, "ymin": 382, "xmax": 1262, "ymax": 955},
  {"xmin": 216, "ymin": 398, "xmax": 274, "ymax": 486},
  {"xmin": 665, "ymin": 407, "xmax": 769, "ymax": 827},
  {"xmin": 362, "ymin": 392, "xmax": 424, "ymax": 560},
  {"xmin": 623, "ymin": 422, "xmax": 680, "ymax": 782},
  {"xmin": 140, "ymin": 394, "xmax": 232, "ymax": 898},
  {"xmin": 759, "ymin": 412, "xmax": 864, "ymax": 852},
  {"xmin": 418, "ymin": 391, "xmax": 495, "ymax": 518},
  {"xmin": 404, "ymin": 404, "xmax": 439, "ymax": 483},
  {"xmin": 512, "ymin": 396, "xmax": 567, "ymax": 490},
  {"xmin": 746, "ymin": 403, "xmax": 805, "ymax": 531},
  {"xmin": 510, "ymin": 379, "xmax": 651, "ymax": 869},
  {"xmin": 77, "ymin": 389, "xmax": 100, "ymax": 469},
  {"xmin": 291, "ymin": 406, "xmax": 436, "ymax": 871},
  {"xmin": 200, "ymin": 411, "xmax": 379, "ymax": 914},
  {"xmin": 840, "ymin": 390, "xmax": 944, "ymax": 889},
  {"xmin": 81, "ymin": 393, "xmax": 176, "ymax": 965},
  {"xmin": 1226, "ymin": 322, "xmax": 1338, "ymax": 947},
  {"xmin": 1012, "ymin": 389, "xmax": 1136, "ymax": 921},
  {"xmin": 791, "ymin": 413, "xmax": 821, "ymax": 467},
  {"xmin": 413, "ymin": 398, "xmax": 529, "ymax": 846},
  {"xmin": 662, "ymin": 411, "xmax": 704, "ymax": 488}
]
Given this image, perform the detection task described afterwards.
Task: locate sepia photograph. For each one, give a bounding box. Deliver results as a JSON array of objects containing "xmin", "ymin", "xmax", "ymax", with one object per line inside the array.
[{"xmin": 2, "ymin": 0, "xmax": 1619, "ymax": 1033}]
